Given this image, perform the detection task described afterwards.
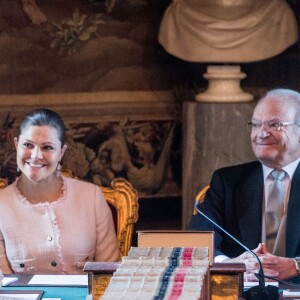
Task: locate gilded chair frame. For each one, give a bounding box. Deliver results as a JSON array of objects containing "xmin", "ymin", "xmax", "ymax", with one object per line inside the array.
[
  {"xmin": 193, "ymin": 185, "xmax": 210, "ymax": 215},
  {"xmin": 0, "ymin": 178, "xmax": 8, "ymax": 189},
  {"xmin": 100, "ymin": 178, "xmax": 139, "ymax": 257}
]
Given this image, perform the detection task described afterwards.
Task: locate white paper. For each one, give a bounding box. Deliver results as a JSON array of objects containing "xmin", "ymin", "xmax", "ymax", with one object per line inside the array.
[
  {"xmin": 0, "ymin": 294, "xmax": 40, "ymax": 300},
  {"xmin": 282, "ymin": 289, "xmax": 300, "ymax": 297},
  {"xmin": 1, "ymin": 277, "xmax": 18, "ymax": 287},
  {"xmin": 28, "ymin": 274, "xmax": 88, "ymax": 286}
]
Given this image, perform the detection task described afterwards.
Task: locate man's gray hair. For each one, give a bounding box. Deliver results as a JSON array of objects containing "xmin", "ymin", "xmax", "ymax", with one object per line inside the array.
[{"xmin": 263, "ymin": 88, "xmax": 300, "ymax": 126}]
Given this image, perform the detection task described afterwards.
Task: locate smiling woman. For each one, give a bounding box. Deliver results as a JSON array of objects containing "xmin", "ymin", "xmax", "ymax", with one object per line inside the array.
[
  {"xmin": 14, "ymin": 113, "xmax": 67, "ymax": 193},
  {"xmin": 0, "ymin": 108, "xmax": 120, "ymax": 274}
]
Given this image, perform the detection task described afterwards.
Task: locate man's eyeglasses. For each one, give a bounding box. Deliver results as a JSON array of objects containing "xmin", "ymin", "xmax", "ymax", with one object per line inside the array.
[{"xmin": 247, "ymin": 121, "xmax": 297, "ymax": 132}]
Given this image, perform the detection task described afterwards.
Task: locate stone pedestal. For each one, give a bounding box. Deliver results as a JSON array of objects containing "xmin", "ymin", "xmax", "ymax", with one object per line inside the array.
[
  {"xmin": 196, "ymin": 65, "xmax": 253, "ymax": 102},
  {"xmin": 182, "ymin": 99, "xmax": 258, "ymax": 229}
]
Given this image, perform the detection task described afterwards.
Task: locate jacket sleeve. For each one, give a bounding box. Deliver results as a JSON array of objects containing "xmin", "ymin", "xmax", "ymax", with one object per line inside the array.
[{"xmin": 93, "ymin": 187, "xmax": 121, "ymax": 262}]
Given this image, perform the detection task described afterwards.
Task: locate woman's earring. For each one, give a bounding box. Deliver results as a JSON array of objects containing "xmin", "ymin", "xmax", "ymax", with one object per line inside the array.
[
  {"xmin": 57, "ymin": 162, "xmax": 62, "ymax": 171},
  {"xmin": 17, "ymin": 167, "xmax": 20, "ymax": 173}
]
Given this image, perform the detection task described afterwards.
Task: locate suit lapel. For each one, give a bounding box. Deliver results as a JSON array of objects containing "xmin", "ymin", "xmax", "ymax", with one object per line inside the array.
[
  {"xmin": 286, "ymin": 163, "xmax": 300, "ymax": 257},
  {"xmin": 235, "ymin": 163, "xmax": 264, "ymax": 249}
]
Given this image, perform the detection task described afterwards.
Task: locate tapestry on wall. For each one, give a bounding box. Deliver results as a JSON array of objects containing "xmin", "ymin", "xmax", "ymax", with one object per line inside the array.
[
  {"xmin": 0, "ymin": 0, "xmax": 174, "ymax": 94},
  {"xmin": 0, "ymin": 111, "xmax": 181, "ymax": 196}
]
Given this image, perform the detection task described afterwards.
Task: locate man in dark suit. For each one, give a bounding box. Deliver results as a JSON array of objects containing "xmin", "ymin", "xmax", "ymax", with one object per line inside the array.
[{"xmin": 189, "ymin": 88, "xmax": 300, "ymax": 281}]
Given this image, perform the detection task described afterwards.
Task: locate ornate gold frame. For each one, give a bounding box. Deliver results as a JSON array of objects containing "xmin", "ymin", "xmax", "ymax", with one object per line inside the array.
[{"xmin": 100, "ymin": 178, "xmax": 139, "ymax": 257}]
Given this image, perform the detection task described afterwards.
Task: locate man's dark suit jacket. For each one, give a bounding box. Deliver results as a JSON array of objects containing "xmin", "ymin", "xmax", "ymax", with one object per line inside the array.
[{"xmin": 189, "ymin": 161, "xmax": 300, "ymax": 259}]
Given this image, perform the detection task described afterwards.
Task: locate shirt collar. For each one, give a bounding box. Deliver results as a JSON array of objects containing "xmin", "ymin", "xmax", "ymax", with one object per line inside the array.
[{"xmin": 262, "ymin": 158, "xmax": 300, "ymax": 182}]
